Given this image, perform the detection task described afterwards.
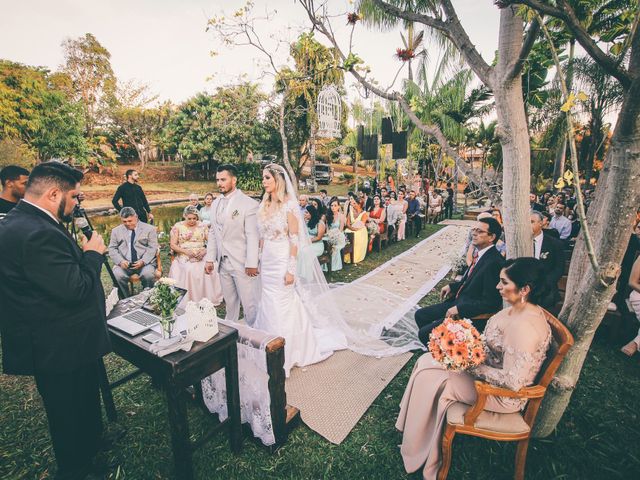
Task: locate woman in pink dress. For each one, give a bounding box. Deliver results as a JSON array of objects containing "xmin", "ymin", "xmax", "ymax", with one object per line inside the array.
[
  {"xmin": 168, "ymin": 206, "xmax": 223, "ymax": 305},
  {"xmin": 396, "ymin": 258, "xmax": 552, "ymax": 479},
  {"xmin": 367, "ymin": 194, "xmax": 386, "ymax": 252}
]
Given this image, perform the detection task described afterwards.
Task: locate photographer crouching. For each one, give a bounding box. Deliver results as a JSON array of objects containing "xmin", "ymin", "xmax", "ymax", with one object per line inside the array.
[{"xmin": 0, "ymin": 162, "xmax": 111, "ymax": 480}]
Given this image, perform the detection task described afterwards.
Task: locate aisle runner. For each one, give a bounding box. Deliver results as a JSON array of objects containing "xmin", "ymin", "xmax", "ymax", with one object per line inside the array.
[{"xmin": 285, "ymin": 224, "xmax": 469, "ymax": 444}]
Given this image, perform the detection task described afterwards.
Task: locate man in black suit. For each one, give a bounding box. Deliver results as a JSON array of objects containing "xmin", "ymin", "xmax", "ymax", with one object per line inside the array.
[
  {"xmin": 415, "ymin": 217, "xmax": 505, "ymax": 345},
  {"xmin": 111, "ymin": 169, "xmax": 153, "ymax": 224},
  {"xmin": 0, "ymin": 162, "xmax": 111, "ymax": 480},
  {"xmin": 531, "ymin": 211, "xmax": 565, "ymax": 309}
]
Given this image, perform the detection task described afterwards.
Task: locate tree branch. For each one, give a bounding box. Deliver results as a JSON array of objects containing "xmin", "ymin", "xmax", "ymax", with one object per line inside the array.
[
  {"xmin": 370, "ymin": 0, "xmax": 494, "ymax": 86},
  {"xmin": 507, "ymin": 17, "xmax": 540, "ymax": 80},
  {"xmin": 502, "ymin": 0, "xmax": 631, "ymax": 88}
]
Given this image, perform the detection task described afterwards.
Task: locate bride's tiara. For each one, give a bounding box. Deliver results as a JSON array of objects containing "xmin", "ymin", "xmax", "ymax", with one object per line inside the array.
[{"xmin": 265, "ymin": 163, "xmax": 286, "ymax": 174}]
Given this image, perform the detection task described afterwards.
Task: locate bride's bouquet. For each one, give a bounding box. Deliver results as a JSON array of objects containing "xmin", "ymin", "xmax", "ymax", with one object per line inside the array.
[
  {"xmin": 326, "ymin": 228, "xmax": 346, "ymax": 254},
  {"xmin": 428, "ymin": 318, "xmax": 485, "ymax": 371}
]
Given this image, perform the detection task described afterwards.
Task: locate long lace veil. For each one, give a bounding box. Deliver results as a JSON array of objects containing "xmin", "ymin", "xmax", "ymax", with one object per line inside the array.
[{"xmin": 264, "ymin": 164, "xmax": 424, "ymax": 357}]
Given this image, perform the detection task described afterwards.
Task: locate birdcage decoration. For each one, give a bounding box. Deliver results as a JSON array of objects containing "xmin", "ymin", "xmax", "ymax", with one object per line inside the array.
[{"xmin": 316, "ymin": 84, "xmax": 342, "ymax": 138}]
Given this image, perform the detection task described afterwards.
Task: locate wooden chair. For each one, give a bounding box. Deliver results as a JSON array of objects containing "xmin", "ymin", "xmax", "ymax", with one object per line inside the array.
[
  {"xmin": 342, "ymin": 231, "xmax": 355, "ymax": 265},
  {"xmin": 128, "ymin": 249, "xmax": 163, "ymax": 296},
  {"xmin": 374, "ymin": 221, "xmax": 390, "ymax": 252},
  {"xmin": 437, "ymin": 308, "xmax": 574, "ymax": 480},
  {"xmin": 317, "ymin": 240, "xmax": 332, "ymax": 275},
  {"xmin": 468, "ymin": 312, "xmax": 495, "ymax": 333}
]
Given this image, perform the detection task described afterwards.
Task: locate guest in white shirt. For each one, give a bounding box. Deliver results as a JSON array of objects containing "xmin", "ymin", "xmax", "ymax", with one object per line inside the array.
[{"xmin": 549, "ymin": 203, "xmax": 572, "ymax": 240}]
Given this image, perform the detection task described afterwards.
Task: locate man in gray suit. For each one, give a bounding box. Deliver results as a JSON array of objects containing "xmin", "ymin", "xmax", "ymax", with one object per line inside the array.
[
  {"xmin": 109, "ymin": 207, "xmax": 159, "ymax": 294},
  {"xmin": 205, "ymin": 164, "xmax": 260, "ymax": 325}
]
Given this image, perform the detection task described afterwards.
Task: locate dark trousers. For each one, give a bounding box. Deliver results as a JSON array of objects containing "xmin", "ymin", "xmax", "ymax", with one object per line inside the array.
[
  {"xmin": 444, "ymin": 202, "xmax": 453, "ymax": 219},
  {"xmin": 415, "ymin": 300, "xmax": 455, "ymax": 345},
  {"xmin": 35, "ymin": 361, "xmax": 103, "ymax": 480},
  {"xmin": 409, "ymin": 214, "xmax": 422, "ymax": 236}
]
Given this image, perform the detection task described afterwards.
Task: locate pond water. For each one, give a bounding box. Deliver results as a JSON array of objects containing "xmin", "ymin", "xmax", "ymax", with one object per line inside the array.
[{"xmin": 89, "ymin": 204, "xmax": 185, "ymax": 240}]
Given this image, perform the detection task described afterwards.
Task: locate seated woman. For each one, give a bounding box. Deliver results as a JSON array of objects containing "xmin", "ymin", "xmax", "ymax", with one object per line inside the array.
[
  {"xmin": 168, "ymin": 206, "xmax": 223, "ymax": 305},
  {"xmin": 426, "ymin": 187, "xmax": 443, "ymax": 224},
  {"xmin": 304, "ymin": 204, "xmax": 326, "ymax": 258},
  {"xmin": 394, "ymin": 190, "xmax": 409, "ymax": 241},
  {"xmin": 367, "ymin": 194, "xmax": 386, "ymax": 252},
  {"xmin": 621, "ymin": 253, "xmax": 640, "ymax": 356},
  {"xmin": 309, "ymin": 197, "xmax": 326, "ymax": 222},
  {"xmin": 199, "ymin": 192, "xmax": 215, "ymax": 225},
  {"xmin": 344, "ymin": 196, "xmax": 368, "ymax": 264},
  {"xmin": 396, "ymin": 257, "xmax": 552, "ymax": 480},
  {"xmin": 325, "ymin": 196, "xmax": 347, "ymax": 272}
]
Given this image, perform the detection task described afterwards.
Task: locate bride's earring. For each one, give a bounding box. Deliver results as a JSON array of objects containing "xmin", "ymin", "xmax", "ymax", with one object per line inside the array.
[{"xmin": 520, "ymin": 294, "xmax": 525, "ymax": 304}]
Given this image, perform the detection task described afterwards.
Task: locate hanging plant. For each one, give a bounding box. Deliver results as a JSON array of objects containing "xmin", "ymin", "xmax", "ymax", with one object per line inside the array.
[
  {"xmin": 347, "ymin": 12, "xmax": 360, "ymax": 25},
  {"xmin": 395, "ymin": 48, "xmax": 415, "ymax": 62}
]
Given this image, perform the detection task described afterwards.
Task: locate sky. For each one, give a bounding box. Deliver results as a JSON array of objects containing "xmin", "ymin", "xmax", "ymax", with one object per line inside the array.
[{"xmin": 0, "ymin": 0, "xmax": 501, "ymax": 105}]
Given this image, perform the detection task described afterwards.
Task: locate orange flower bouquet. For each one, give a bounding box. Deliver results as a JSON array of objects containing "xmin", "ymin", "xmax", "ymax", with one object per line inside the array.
[{"xmin": 428, "ymin": 318, "xmax": 485, "ymax": 371}]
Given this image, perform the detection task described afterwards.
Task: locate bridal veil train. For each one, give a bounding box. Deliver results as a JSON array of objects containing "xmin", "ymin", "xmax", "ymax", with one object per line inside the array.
[{"xmin": 254, "ymin": 164, "xmax": 423, "ymax": 376}]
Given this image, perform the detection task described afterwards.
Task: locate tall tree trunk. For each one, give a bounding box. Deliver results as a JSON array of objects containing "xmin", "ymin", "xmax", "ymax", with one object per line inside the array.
[
  {"xmin": 492, "ymin": 8, "xmax": 532, "ymax": 258},
  {"xmin": 278, "ymin": 94, "xmax": 297, "ymax": 189},
  {"xmin": 553, "ymin": 41, "xmax": 575, "ymax": 184},
  {"xmin": 553, "ymin": 135, "xmax": 567, "ymax": 184},
  {"xmin": 534, "ymin": 46, "xmax": 640, "ymax": 436}
]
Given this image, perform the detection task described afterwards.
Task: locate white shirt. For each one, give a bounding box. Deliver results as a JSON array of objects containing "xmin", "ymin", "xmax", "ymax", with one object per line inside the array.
[
  {"xmin": 533, "ymin": 232, "xmax": 544, "ymax": 259},
  {"xmin": 475, "ymin": 244, "xmax": 492, "ymax": 261},
  {"xmin": 550, "ymin": 214, "xmax": 572, "ymax": 240},
  {"xmin": 216, "ymin": 188, "xmax": 238, "ymax": 227},
  {"xmin": 22, "ymin": 199, "xmax": 61, "ymax": 224}
]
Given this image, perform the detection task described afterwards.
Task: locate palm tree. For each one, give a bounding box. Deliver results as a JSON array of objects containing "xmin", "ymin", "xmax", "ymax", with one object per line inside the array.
[{"xmin": 572, "ymin": 55, "xmax": 624, "ymax": 183}]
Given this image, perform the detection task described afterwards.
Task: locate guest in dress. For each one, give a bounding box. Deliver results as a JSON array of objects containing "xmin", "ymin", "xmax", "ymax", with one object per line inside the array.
[
  {"xmin": 395, "ymin": 190, "xmax": 409, "ymax": 241},
  {"xmin": 387, "ymin": 174, "xmax": 396, "ymax": 193},
  {"xmin": 426, "ymin": 187, "xmax": 443, "ymax": 224},
  {"xmin": 304, "ymin": 204, "xmax": 326, "ymax": 258},
  {"xmin": 325, "ymin": 197, "xmax": 347, "ymax": 272},
  {"xmin": 168, "ymin": 206, "xmax": 223, "ymax": 305},
  {"xmin": 344, "ymin": 196, "xmax": 368, "ymax": 264},
  {"xmin": 396, "ymin": 257, "xmax": 552, "ymax": 480},
  {"xmin": 309, "ymin": 197, "xmax": 326, "ymax": 222},
  {"xmin": 368, "ymin": 194, "xmax": 386, "ymax": 252},
  {"xmin": 199, "ymin": 192, "xmax": 215, "ymax": 225}
]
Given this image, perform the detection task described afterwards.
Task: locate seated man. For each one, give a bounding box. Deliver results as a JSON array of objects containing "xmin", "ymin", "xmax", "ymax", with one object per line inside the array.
[
  {"xmin": 109, "ymin": 207, "xmax": 159, "ymax": 294},
  {"xmin": 550, "ymin": 203, "xmax": 572, "ymax": 240},
  {"xmin": 407, "ymin": 191, "xmax": 422, "ymax": 237},
  {"xmin": 531, "ymin": 211, "xmax": 564, "ymax": 309},
  {"xmin": 415, "ymin": 217, "xmax": 505, "ymax": 345}
]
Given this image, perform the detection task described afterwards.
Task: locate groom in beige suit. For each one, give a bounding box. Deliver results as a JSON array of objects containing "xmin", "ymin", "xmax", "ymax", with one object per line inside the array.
[{"xmin": 205, "ymin": 164, "xmax": 260, "ymax": 325}]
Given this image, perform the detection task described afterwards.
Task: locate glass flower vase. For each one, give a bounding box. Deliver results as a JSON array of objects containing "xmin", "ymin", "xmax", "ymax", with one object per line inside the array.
[{"xmin": 159, "ymin": 313, "xmax": 175, "ymax": 340}]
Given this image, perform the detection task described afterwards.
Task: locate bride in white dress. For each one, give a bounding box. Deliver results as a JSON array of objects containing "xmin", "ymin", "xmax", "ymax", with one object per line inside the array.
[{"xmin": 253, "ymin": 164, "xmax": 347, "ymax": 375}]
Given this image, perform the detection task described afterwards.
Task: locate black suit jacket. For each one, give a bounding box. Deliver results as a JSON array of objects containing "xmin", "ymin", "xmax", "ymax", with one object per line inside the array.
[
  {"xmin": 539, "ymin": 233, "xmax": 564, "ymax": 285},
  {"xmin": 449, "ymin": 245, "xmax": 505, "ymax": 318},
  {"xmin": 0, "ymin": 201, "xmax": 111, "ymax": 375}
]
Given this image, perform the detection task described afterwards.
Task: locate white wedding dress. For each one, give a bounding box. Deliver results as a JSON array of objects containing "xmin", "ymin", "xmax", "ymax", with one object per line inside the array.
[{"xmin": 253, "ymin": 199, "xmax": 347, "ymax": 376}]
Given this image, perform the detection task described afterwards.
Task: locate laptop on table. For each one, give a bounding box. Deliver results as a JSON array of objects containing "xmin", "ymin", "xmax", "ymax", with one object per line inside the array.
[{"xmin": 107, "ymin": 287, "xmax": 187, "ymax": 336}]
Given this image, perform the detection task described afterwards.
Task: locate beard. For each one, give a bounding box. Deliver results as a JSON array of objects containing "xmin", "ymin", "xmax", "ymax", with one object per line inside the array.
[{"xmin": 57, "ymin": 197, "xmax": 73, "ymax": 223}]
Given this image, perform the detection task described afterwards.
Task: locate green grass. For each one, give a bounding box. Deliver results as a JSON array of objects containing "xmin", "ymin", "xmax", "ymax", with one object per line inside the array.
[{"xmin": 2, "ymin": 226, "xmax": 640, "ymax": 479}]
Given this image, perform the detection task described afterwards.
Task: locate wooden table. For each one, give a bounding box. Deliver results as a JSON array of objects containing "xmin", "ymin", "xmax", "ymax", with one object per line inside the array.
[{"xmin": 104, "ymin": 305, "xmax": 242, "ymax": 480}]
